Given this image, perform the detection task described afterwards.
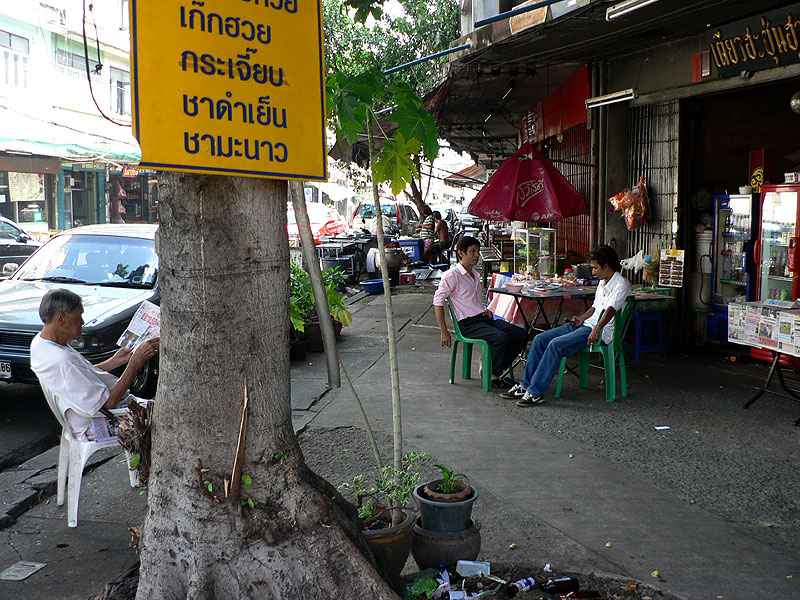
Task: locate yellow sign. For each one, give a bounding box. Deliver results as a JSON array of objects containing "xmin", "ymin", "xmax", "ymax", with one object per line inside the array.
[{"xmin": 129, "ymin": 0, "xmax": 327, "ymax": 181}]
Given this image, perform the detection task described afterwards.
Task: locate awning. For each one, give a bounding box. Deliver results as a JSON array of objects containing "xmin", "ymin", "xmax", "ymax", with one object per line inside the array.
[
  {"xmin": 0, "ymin": 101, "xmax": 141, "ymax": 165},
  {"xmin": 444, "ymin": 164, "xmax": 487, "ymax": 187},
  {"xmin": 427, "ymin": 0, "xmax": 791, "ymax": 166}
]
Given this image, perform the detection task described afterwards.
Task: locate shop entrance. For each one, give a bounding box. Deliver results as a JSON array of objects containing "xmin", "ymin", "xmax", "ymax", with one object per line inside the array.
[{"xmin": 65, "ymin": 171, "xmax": 97, "ymax": 228}]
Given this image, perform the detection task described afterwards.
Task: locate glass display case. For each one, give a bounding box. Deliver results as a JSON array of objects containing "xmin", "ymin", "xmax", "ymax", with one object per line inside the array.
[
  {"xmin": 513, "ymin": 227, "xmax": 556, "ymax": 276},
  {"xmin": 758, "ymin": 185, "xmax": 800, "ymax": 302}
]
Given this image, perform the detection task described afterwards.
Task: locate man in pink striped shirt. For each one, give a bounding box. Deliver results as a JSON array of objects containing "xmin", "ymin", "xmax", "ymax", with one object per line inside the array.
[{"xmin": 433, "ymin": 236, "xmax": 527, "ymax": 388}]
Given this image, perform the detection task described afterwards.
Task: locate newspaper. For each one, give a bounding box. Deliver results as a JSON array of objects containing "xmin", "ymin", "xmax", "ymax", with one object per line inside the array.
[
  {"xmin": 91, "ymin": 416, "xmax": 118, "ymax": 443},
  {"xmin": 117, "ymin": 301, "xmax": 160, "ymax": 349}
]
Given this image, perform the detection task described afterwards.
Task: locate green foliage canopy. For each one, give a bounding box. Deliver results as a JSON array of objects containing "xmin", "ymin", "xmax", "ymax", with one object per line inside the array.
[{"xmin": 324, "ymin": 0, "xmax": 460, "ymax": 95}]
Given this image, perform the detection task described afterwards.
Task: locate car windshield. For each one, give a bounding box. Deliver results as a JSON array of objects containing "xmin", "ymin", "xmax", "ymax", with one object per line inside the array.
[
  {"xmin": 0, "ymin": 221, "xmax": 23, "ymax": 240},
  {"xmin": 356, "ymin": 204, "xmax": 396, "ymax": 218},
  {"xmin": 13, "ymin": 234, "xmax": 158, "ymax": 288}
]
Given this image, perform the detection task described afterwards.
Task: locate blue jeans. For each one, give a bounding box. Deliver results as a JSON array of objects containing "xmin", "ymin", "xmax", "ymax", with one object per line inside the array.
[{"xmin": 520, "ymin": 324, "xmax": 591, "ymax": 397}]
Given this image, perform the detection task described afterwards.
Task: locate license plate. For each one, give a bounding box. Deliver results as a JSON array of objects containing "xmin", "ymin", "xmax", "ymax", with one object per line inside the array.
[{"xmin": 0, "ymin": 361, "xmax": 11, "ymax": 379}]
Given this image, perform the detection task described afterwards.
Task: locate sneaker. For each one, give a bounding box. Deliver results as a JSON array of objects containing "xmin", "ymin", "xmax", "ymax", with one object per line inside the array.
[
  {"xmin": 501, "ymin": 384, "xmax": 526, "ymax": 400},
  {"xmin": 516, "ymin": 391, "xmax": 544, "ymax": 407}
]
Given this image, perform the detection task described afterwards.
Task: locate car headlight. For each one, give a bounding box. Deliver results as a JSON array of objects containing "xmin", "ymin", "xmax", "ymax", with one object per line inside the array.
[
  {"xmin": 68, "ymin": 334, "xmax": 106, "ymax": 349},
  {"xmin": 67, "ymin": 326, "xmax": 121, "ymax": 351}
]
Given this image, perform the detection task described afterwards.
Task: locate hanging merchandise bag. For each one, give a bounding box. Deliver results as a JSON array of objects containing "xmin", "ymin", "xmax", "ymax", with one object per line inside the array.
[{"xmin": 608, "ymin": 178, "xmax": 649, "ymax": 230}]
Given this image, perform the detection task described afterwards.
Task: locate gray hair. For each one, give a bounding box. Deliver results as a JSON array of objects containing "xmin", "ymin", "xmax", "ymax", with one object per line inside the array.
[{"xmin": 39, "ymin": 289, "xmax": 82, "ymax": 324}]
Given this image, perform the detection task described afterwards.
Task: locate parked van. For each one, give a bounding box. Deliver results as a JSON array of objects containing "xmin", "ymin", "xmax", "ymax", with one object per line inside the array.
[{"xmin": 349, "ymin": 199, "xmax": 419, "ymax": 236}]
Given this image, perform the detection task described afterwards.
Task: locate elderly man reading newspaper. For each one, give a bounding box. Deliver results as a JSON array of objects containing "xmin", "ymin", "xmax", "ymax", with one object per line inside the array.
[{"xmin": 31, "ymin": 289, "xmax": 160, "ymax": 440}]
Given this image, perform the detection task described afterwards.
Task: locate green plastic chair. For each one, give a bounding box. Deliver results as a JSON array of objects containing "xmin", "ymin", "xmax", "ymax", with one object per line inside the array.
[
  {"xmin": 446, "ymin": 299, "xmax": 493, "ymax": 391},
  {"xmin": 555, "ymin": 296, "xmax": 635, "ymax": 403}
]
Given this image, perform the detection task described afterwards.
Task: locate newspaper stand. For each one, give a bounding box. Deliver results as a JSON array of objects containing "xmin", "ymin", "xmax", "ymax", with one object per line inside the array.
[{"xmin": 728, "ymin": 299, "xmax": 800, "ymax": 424}]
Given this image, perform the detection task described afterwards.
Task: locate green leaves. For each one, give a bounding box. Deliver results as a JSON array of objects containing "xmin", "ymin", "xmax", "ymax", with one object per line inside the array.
[
  {"xmin": 373, "ymin": 132, "xmax": 421, "ymax": 195},
  {"xmin": 129, "ymin": 453, "xmax": 141, "ymax": 469},
  {"xmin": 406, "ymin": 577, "xmax": 438, "ymax": 600},
  {"xmin": 242, "ymin": 473, "xmax": 253, "ymax": 489},
  {"xmin": 326, "ymin": 68, "xmax": 440, "ymax": 196},
  {"xmin": 326, "ymin": 71, "xmax": 383, "ymax": 144},
  {"xmin": 345, "ymin": 0, "xmax": 383, "ymax": 22},
  {"xmin": 389, "ymin": 82, "xmax": 439, "ymax": 162}
]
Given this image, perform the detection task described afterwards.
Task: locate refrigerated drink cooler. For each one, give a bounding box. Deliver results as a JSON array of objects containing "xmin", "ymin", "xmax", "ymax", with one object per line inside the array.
[
  {"xmin": 712, "ymin": 194, "xmax": 759, "ymax": 306},
  {"xmin": 756, "ymin": 184, "xmax": 800, "ymax": 302},
  {"xmin": 708, "ymin": 194, "xmax": 759, "ymax": 342}
]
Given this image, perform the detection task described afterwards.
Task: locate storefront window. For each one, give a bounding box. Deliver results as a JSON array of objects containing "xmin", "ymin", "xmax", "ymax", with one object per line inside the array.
[
  {"xmin": 109, "ymin": 67, "xmax": 131, "ymax": 116},
  {"xmin": 5, "ymin": 172, "xmax": 48, "ymax": 232},
  {"xmin": 0, "ymin": 29, "xmax": 29, "ymax": 89}
]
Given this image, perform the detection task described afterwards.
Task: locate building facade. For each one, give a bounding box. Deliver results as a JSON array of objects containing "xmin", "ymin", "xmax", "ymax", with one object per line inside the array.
[
  {"xmin": 0, "ymin": 0, "xmax": 150, "ymax": 237},
  {"xmin": 429, "ymin": 0, "xmax": 800, "ymax": 346}
]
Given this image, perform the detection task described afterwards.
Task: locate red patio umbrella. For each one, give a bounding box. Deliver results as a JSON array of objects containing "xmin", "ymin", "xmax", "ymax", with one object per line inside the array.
[{"xmin": 468, "ymin": 143, "xmax": 587, "ymax": 222}]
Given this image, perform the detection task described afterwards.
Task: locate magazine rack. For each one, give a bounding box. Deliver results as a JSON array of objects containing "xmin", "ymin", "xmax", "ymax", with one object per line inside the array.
[{"xmin": 41, "ymin": 386, "xmax": 139, "ymax": 527}]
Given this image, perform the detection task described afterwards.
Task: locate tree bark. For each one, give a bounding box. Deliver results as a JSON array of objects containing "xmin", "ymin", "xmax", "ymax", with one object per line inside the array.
[{"xmin": 135, "ymin": 173, "xmax": 398, "ymax": 600}]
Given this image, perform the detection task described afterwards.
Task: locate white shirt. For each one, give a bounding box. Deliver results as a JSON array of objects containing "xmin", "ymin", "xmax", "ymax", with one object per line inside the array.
[
  {"xmin": 583, "ymin": 272, "xmax": 632, "ymax": 345},
  {"xmin": 31, "ymin": 333, "xmax": 132, "ymax": 440}
]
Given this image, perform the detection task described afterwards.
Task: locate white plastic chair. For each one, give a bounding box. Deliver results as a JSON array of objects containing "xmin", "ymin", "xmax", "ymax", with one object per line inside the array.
[{"xmin": 41, "ymin": 385, "xmax": 139, "ymax": 527}]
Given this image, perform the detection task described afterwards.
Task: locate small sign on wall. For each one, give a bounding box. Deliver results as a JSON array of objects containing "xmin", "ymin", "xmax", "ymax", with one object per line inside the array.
[{"xmin": 659, "ymin": 249, "xmax": 685, "ymax": 288}]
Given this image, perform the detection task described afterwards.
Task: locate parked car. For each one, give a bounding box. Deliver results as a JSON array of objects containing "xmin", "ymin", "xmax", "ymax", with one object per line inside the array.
[
  {"xmin": 456, "ymin": 205, "xmax": 484, "ymax": 230},
  {"xmin": 0, "ymin": 224, "xmax": 160, "ymax": 397},
  {"xmin": 349, "ymin": 199, "xmax": 419, "ymax": 236},
  {"xmin": 287, "ymin": 202, "xmax": 349, "ymax": 245},
  {"xmin": 0, "ymin": 215, "xmax": 41, "ymax": 275}
]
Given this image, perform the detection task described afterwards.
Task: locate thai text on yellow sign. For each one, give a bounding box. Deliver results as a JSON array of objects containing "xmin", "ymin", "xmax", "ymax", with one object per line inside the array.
[{"xmin": 129, "ymin": 0, "xmax": 327, "ymax": 181}]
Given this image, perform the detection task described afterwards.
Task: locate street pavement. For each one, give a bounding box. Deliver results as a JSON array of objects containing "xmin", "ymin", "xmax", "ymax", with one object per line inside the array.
[
  {"xmin": 0, "ymin": 384, "xmax": 59, "ymax": 472},
  {"xmin": 1, "ymin": 283, "xmax": 799, "ymax": 600}
]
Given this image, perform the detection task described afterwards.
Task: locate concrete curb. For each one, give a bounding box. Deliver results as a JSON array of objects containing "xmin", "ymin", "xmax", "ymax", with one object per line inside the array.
[{"xmin": 0, "ymin": 445, "xmax": 121, "ymax": 530}]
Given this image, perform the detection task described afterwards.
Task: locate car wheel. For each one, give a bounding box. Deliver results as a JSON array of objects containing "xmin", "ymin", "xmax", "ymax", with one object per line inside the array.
[{"xmin": 130, "ymin": 356, "xmax": 159, "ymax": 398}]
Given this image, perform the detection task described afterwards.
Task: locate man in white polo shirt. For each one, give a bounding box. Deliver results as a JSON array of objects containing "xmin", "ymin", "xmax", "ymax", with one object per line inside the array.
[{"xmin": 503, "ymin": 245, "xmax": 631, "ymax": 406}]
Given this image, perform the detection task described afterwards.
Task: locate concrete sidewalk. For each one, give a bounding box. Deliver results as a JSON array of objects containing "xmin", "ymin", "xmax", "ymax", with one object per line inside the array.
[{"xmin": 1, "ymin": 284, "xmax": 798, "ymax": 600}]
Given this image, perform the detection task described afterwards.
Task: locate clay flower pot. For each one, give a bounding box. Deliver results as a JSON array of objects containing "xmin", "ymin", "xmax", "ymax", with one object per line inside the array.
[
  {"xmin": 361, "ymin": 508, "xmax": 416, "ymax": 577},
  {"xmin": 423, "ymin": 479, "xmax": 472, "ymax": 503}
]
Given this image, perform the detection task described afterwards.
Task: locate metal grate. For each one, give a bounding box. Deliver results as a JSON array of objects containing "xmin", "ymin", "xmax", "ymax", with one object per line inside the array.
[
  {"xmin": 0, "ymin": 332, "xmax": 34, "ymax": 349},
  {"xmin": 548, "ymin": 123, "xmax": 592, "ymax": 261},
  {"xmin": 626, "ymin": 101, "xmax": 680, "ymax": 283}
]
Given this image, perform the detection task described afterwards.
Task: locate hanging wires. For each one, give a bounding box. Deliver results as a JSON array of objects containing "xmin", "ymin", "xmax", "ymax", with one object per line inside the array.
[{"xmin": 82, "ymin": 0, "xmax": 128, "ymax": 126}]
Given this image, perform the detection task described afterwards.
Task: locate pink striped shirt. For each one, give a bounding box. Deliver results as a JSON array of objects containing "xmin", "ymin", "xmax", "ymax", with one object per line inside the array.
[{"xmin": 432, "ymin": 264, "xmax": 486, "ymax": 321}]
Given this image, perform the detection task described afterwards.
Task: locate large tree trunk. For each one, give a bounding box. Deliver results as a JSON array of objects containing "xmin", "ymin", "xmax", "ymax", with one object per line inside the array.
[{"xmin": 136, "ymin": 173, "xmax": 398, "ymax": 600}]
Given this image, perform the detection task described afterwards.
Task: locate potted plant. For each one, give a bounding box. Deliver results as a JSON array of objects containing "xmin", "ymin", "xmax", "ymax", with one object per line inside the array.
[
  {"xmin": 339, "ymin": 451, "xmax": 430, "ymax": 576},
  {"xmin": 290, "ymin": 262, "xmax": 353, "ymax": 353},
  {"xmin": 424, "ymin": 464, "xmax": 471, "ymax": 502},
  {"xmin": 412, "ymin": 463, "xmax": 478, "ymax": 533},
  {"xmin": 289, "ymin": 261, "xmax": 314, "ymax": 360},
  {"xmin": 290, "ymin": 263, "xmax": 353, "ymax": 351}
]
